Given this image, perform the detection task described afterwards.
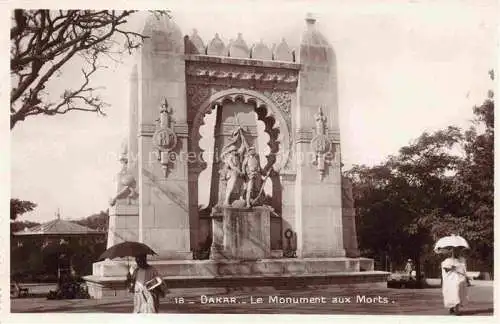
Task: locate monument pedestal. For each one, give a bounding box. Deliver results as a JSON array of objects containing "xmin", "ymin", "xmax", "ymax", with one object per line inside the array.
[
  {"xmin": 83, "ymin": 257, "xmax": 388, "ymax": 299},
  {"xmin": 210, "ymin": 206, "xmax": 273, "ymax": 260}
]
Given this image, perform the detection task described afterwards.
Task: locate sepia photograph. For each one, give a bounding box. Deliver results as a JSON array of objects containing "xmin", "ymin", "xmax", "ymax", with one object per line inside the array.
[{"xmin": 2, "ymin": 0, "xmax": 497, "ymax": 320}]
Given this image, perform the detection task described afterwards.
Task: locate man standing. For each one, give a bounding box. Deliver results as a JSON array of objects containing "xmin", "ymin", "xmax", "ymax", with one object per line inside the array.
[{"xmin": 405, "ymin": 259, "xmax": 415, "ymax": 280}]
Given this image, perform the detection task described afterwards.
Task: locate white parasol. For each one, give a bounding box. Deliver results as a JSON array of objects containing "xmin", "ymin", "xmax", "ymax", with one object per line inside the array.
[{"xmin": 434, "ymin": 234, "xmax": 469, "ymax": 253}]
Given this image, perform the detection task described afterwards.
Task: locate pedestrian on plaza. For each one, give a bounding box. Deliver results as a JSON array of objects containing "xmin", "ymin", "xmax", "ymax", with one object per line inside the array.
[
  {"xmin": 128, "ymin": 254, "xmax": 166, "ymax": 313},
  {"xmin": 405, "ymin": 259, "xmax": 415, "ymax": 280},
  {"xmin": 441, "ymin": 248, "xmax": 468, "ymax": 315}
]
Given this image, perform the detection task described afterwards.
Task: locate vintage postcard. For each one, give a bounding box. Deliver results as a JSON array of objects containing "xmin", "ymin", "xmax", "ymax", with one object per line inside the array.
[{"xmin": 1, "ymin": 0, "xmax": 497, "ymax": 323}]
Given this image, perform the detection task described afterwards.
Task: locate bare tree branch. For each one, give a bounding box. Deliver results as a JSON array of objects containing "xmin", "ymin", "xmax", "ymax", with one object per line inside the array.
[{"xmin": 10, "ymin": 9, "xmax": 170, "ymax": 129}]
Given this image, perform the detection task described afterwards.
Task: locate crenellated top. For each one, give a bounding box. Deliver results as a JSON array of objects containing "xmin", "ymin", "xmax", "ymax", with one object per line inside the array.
[
  {"xmin": 140, "ymin": 12, "xmax": 334, "ymax": 64},
  {"xmin": 184, "ymin": 30, "xmax": 296, "ymax": 63},
  {"xmin": 229, "ymin": 33, "xmax": 250, "ymax": 58},
  {"xmin": 252, "ymin": 39, "xmax": 272, "ymax": 60},
  {"xmin": 189, "ymin": 29, "xmax": 205, "ymax": 54}
]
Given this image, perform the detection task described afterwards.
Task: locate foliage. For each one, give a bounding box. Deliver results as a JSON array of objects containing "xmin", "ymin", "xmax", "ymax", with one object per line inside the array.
[
  {"xmin": 11, "ymin": 238, "xmax": 45, "ymax": 281},
  {"xmin": 73, "ymin": 209, "xmax": 109, "ymax": 231},
  {"xmin": 10, "ymin": 198, "xmax": 37, "ymax": 220},
  {"xmin": 10, "ymin": 220, "xmax": 40, "ymax": 234},
  {"xmin": 347, "ymin": 71, "xmax": 494, "ymax": 276},
  {"xmin": 11, "ymin": 235, "xmax": 107, "ymax": 282},
  {"xmin": 10, "ymin": 9, "xmax": 169, "ymax": 129}
]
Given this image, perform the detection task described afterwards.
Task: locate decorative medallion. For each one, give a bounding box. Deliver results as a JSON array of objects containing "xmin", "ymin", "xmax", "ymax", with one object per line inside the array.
[{"xmin": 152, "ymin": 99, "xmax": 178, "ymax": 177}]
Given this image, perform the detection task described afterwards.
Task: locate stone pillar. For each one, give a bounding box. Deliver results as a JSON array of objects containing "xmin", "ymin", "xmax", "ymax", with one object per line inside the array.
[
  {"xmin": 295, "ymin": 15, "xmax": 345, "ymax": 258},
  {"xmin": 103, "ymin": 65, "xmax": 141, "ymax": 249},
  {"xmin": 107, "ymin": 140, "xmax": 139, "ymax": 248},
  {"xmin": 342, "ymin": 176, "xmax": 360, "ymax": 257},
  {"xmin": 128, "ymin": 65, "xmax": 139, "ymax": 181},
  {"xmin": 137, "ymin": 14, "xmax": 192, "ymax": 259},
  {"xmin": 107, "ymin": 204, "xmax": 139, "ymax": 247}
]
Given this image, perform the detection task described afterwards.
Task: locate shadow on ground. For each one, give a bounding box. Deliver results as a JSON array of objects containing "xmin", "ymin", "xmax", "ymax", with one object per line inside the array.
[{"xmin": 458, "ymin": 308, "xmax": 494, "ymax": 316}]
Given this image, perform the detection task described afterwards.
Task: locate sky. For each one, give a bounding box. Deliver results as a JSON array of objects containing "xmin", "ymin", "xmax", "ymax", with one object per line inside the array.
[{"xmin": 4, "ymin": 0, "xmax": 498, "ymax": 223}]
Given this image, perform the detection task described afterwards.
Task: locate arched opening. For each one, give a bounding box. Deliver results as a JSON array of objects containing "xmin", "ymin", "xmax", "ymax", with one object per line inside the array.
[
  {"xmin": 191, "ymin": 91, "xmax": 287, "ymax": 251},
  {"xmin": 196, "ymin": 100, "xmax": 277, "ymax": 209},
  {"xmin": 197, "ymin": 105, "xmax": 217, "ymax": 210}
]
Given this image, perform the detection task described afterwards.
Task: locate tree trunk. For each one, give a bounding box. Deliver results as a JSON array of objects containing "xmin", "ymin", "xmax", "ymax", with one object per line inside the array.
[{"xmin": 415, "ymin": 250, "xmax": 424, "ymax": 288}]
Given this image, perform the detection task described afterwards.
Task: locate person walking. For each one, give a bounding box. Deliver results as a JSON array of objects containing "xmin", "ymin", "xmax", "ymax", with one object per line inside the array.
[
  {"xmin": 405, "ymin": 259, "xmax": 415, "ymax": 280},
  {"xmin": 128, "ymin": 254, "xmax": 166, "ymax": 313},
  {"xmin": 441, "ymin": 248, "xmax": 468, "ymax": 315}
]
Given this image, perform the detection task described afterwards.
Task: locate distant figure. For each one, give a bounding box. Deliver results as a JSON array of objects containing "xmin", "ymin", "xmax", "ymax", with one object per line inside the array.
[
  {"xmin": 128, "ymin": 255, "xmax": 166, "ymax": 313},
  {"xmin": 441, "ymin": 249, "xmax": 469, "ymax": 315},
  {"xmin": 405, "ymin": 259, "xmax": 415, "ymax": 279}
]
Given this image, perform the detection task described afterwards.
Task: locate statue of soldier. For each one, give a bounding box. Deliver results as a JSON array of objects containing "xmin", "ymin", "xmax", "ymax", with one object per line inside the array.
[
  {"xmin": 220, "ymin": 130, "xmax": 247, "ymax": 206},
  {"xmin": 241, "ymin": 146, "xmax": 262, "ymax": 208}
]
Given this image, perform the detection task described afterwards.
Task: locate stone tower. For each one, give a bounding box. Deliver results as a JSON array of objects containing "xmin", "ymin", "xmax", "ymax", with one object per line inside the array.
[{"xmin": 294, "ymin": 14, "xmax": 344, "ymax": 258}]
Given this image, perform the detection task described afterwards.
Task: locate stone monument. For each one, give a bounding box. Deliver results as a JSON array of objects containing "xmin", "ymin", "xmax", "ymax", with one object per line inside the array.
[
  {"xmin": 210, "ymin": 120, "xmax": 275, "ymax": 261},
  {"xmin": 84, "ymin": 12, "xmax": 387, "ymax": 298}
]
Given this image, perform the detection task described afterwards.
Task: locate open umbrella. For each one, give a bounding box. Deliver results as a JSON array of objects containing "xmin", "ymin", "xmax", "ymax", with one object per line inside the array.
[
  {"xmin": 434, "ymin": 234, "xmax": 469, "ymax": 253},
  {"xmin": 99, "ymin": 241, "xmax": 157, "ymax": 261}
]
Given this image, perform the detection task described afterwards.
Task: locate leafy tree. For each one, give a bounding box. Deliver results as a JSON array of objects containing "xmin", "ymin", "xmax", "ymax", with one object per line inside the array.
[
  {"xmin": 441, "ymin": 71, "xmax": 494, "ymax": 272},
  {"xmin": 10, "ymin": 198, "xmax": 37, "ymax": 220},
  {"xmin": 347, "ymin": 127, "xmax": 463, "ymax": 281},
  {"xmin": 11, "ymin": 238, "xmax": 46, "ymax": 281},
  {"xmin": 73, "ymin": 209, "xmax": 109, "ymax": 231},
  {"xmin": 347, "ymin": 72, "xmax": 494, "ymax": 279},
  {"xmin": 10, "ymin": 220, "xmax": 40, "ymax": 234},
  {"xmin": 10, "ymin": 9, "xmax": 169, "ymax": 129}
]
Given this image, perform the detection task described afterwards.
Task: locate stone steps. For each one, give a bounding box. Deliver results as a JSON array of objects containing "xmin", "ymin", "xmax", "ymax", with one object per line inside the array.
[
  {"xmin": 162, "ymin": 270, "xmax": 389, "ymax": 288},
  {"xmin": 84, "ymin": 270, "xmax": 389, "ymax": 298}
]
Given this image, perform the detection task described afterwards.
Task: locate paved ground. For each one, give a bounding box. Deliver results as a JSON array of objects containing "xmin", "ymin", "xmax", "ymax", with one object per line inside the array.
[{"xmin": 10, "ymin": 281, "xmax": 494, "ymax": 315}]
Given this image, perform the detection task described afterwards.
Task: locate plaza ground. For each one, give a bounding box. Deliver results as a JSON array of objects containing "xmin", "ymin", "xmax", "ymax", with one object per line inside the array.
[{"xmin": 10, "ymin": 280, "xmax": 493, "ymax": 315}]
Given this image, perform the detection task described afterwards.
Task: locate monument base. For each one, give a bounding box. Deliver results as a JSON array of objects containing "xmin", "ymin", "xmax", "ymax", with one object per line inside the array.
[
  {"xmin": 83, "ymin": 257, "xmax": 388, "ymax": 299},
  {"xmin": 210, "ymin": 206, "xmax": 274, "ymax": 260}
]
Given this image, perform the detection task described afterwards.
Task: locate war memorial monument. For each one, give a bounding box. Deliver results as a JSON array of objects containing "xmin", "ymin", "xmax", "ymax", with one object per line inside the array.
[{"xmin": 83, "ymin": 13, "xmax": 388, "ymax": 298}]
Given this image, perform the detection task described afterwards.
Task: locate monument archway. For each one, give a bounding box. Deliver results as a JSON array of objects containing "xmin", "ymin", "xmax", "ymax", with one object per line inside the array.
[
  {"xmin": 84, "ymin": 14, "xmax": 385, "ymax": 299},
  {"xmin": 190, "ymin": 88, "xmax": 291, "ymax": 173},
  {"xmin": 188, "ymin": 88, "xmax": 293, "ymax": 251}
]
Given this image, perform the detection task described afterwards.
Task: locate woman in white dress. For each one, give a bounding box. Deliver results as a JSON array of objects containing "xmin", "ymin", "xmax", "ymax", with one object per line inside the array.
[
  {"xmin": 128, "ymin": 255, "xmax": 165, "ymax": 313},
  {"xmin": 441, "ymin": 248, "xmax": 468, "ymax": 314}
]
